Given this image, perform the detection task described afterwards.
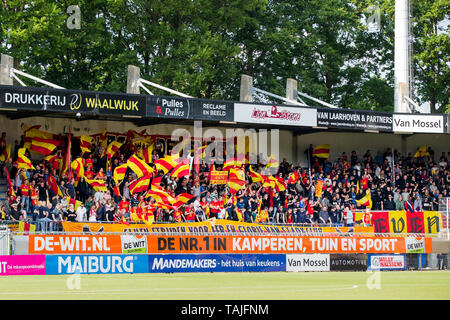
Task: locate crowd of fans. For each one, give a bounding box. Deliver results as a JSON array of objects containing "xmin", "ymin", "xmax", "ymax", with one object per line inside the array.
[{"xmin": 0, "ymin": 130, "xmax": 448, "ymax": 231}]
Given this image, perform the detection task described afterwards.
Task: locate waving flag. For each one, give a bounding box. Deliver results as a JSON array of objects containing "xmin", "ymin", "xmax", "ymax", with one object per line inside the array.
[
  {"xmin": 85, "ymin": 178, "xmax": 107, "ymax": 192},
  {"xmin": 60, "ymin": 128, "xmax": 72, "ymax": 179},
  {"xmin": 356, "ymin": 189, "xmax": 373, "ymax": 208},
  {"xmin": 229, "ymin": 167, "xmax": 245, "ymax": 182},
  {"xmin": 5, "ymin": 169, "xmax": 16, "ymax": 197},
  {"xmin": 30, "ymin": 137, "xmax": 60, "ymax": 156},
  {"xmin": 249, "ymin": 166, "xmax": 263, "ymax": 183},
  {"xmin": 414, "ymin": 146, "xmax": 430, "ymax": 158},
  {"xmin": 151, "ymin": 176, "xmax": 162, "ymax": 189},
  {"xmin": 155, "ymin": 154, "xmax": 180, "ymax": 174},
  {"xmin": 23, "ymin": 127, "xmax": 58, "ymax": 150},
  {"xmin": 0, "ymin": 144, "xmax": 11, "ymax": 162},
  {"xmin": 273, "ymin": 177, "xmax": 286, "ymax": 192},
  {"xmin": 18, "ymin": 148, "xmax": 35, "ymax": 170},
  {"xmin": 173, "ymin": 193, "xmax": 195, "ymax": 208},
  {"xmin": 170, "ymin": 158, "xmax": 190, "ymax": 178},
  {"xmin": 105, "ymin": 141, "xmax": 123, "ymax": 160},
  {"xmin": 127, "ymin": 154, "xmax": 154, "ymax": 178},
  {"xmin": 47, "ymin": 175, "xmax": 63, "ymax": 197},
  {"xmin": 80, "ymin": 135, "xmax": 94, "ymax": 154},
  {"xmin": 312, "ymin": 144, "xmax": 330, "ymax": 158},
  {"xmin": 141, "ymin": 143, "xmax": 154, "ymax": 163},
  {"xmin": 65, "ymin": 196, "xmax": 82, "ymax": 211},
  {"xmin": 223, "ymin": 157, "xmax": 243, "ymax": 171},
  {"xmin": 113, "ymin": 164, "xmax": 128, "ymax": 184},
  {"xmin": 315, "ymin": 178, "xmax": 325, "ymax": 198},
  {"xmin": 129, "ymin": 174, "xmax": 151, "ymax": 195},
  {"xmin": 287, "ymin": 171, "xmax": 299, "ymax": 184},
  {"xmin": 146, "ymin": 188, "xmax": 176, "ymax": 205},
  {"xmin": 227, "ymin": 167, "xmax": 246, "ymax": 195},
  {"xmin": 71, "ymin": 158, "xmax": 85, "ymax": 179},
  {"xmin": 265, "ymin": 154, "xmax": 279, "ymax": 168},
  {"xmin": 261, "ymin": 175, "xmax": 275, "ymax": 188}
]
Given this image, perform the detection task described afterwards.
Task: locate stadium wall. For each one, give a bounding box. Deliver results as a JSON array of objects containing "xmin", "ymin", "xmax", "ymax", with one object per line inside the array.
[
  {"xmin": 296, "ymin": 131, "xmax": 449, "ymax": 166},
  {"xmin": 0, "ymin": 113, "xmax": 447, "ymax": 168}
]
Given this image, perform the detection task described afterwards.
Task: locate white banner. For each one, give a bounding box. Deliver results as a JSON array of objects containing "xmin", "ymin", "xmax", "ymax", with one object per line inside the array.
[
  {"xmin": 370, "ymin": 255, "xmax": 405, "ymax": 270},
  {"xmin": 393, "ymin": 114, "xmax": 444, "ymax": 133},
  {"xmin": 286, "ymin": 254, "xmax": 330, "ymax": 272},
  {"xmin": 234, "ymin": 103, "xmax": 317, "ymax": 127},
  {"xmin": 405, "ymin": 237, "xmax": 425, "ymax": 253}
]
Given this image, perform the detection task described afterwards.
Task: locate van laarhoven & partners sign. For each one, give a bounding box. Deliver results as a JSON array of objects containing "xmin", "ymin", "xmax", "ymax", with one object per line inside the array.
[{"xmin": 0, "ymin": 85, "xmax": 146, "ymax": 117}]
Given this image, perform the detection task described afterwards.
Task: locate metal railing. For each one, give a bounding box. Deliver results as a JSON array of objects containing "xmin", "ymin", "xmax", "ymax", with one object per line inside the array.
[{"xmin": 1, "ymin": 220, "xmax": 440, "ymax": 238}]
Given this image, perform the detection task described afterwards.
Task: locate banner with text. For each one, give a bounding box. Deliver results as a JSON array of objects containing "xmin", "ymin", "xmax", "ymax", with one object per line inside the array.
[
  {"xmin": 364, "ymin": 211, "xmax": 443, "ymax": 234},
  {"xmin": 61, "ymin": 220, "xmax": 373, "ymax": 235},
  {"xmin": 29, "ymin": 234, "xmax": 432, "ymax": 254},
  {"xmin": 234, "ymin": 103, "xmax": 317, "ymax": 127},
  {"xmin": 0, "ymin": 85, "xmax": 146, "ymax": 117}
]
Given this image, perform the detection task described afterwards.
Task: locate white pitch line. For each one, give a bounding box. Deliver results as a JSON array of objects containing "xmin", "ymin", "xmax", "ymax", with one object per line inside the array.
[{"xmin": 0, "ymin": 284, "xmax": 360, "ymax": 296}]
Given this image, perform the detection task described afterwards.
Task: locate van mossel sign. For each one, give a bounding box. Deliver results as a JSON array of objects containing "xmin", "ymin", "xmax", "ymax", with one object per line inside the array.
[{"xmin": 393, "ymin": 114, "xmax": 444, "ymax": 133}]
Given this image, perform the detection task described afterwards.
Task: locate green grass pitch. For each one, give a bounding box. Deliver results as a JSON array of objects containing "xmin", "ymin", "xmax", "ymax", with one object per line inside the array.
[{"xmin": 0, "ymin": 271, "xmax": 448, "ymax": 300}]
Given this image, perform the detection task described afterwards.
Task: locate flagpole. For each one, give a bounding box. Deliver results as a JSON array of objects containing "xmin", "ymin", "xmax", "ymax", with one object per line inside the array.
[
  {"xmin": 391, "ymin": 148, "xmax": 395, "ymax": 196},
  {"xmin": 307, "ymin": 148, "xmax": 312, "ymax": 190}
]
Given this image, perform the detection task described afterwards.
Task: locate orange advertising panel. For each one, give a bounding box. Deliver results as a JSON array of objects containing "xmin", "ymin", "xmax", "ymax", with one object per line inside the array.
[
  {"xmin": 29, "ymin": 234, "xmax": 432, "ymax": 255},
  {"xmin": 29, "ymin": 235, "xmax": 124, "ymax": 254},
  {"xmin": 147, "ymin": 235, "xmax": 432, "ymax": 254}
]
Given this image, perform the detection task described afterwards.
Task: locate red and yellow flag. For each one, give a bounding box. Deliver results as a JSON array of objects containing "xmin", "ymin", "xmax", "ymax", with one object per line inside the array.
[
  {"xmin": 155, "ymin": 154, "xmax": 180, "ymax": 174},
  {"xmin": 414, "ymin": 146, "xmax": 430, "ymax": 158},
  {"xmin": 71, "ymin": 158, "xmax": 85, "ymax": 179},
  {"xmin": 18, "ymin": 148, "xmax": 35, "ymax": 170},
  {"xmin": 127, "ymin": 154, "xmax": 154, "ymax": 178},
  {"xmin": 355, "ymin": 190, "xmax": 373, "ymax": 208},
  {"xmin": 80, "ymin": 135, "xmax": 93, "ymax": 154},
  {"xmin": 173, "ymin": 193, "xmax": 195, "ymax": 208},
  {"xmin": 249, "ymin": 166, "xmax": 263, "ymax": 183},
  {"xmin": 105, "ymin": 140, "xmax": 123, "ymax": 160},
  {"xmin": 113, "ymin": 164, "xmax": 127, "ymax": 184},
  {"xmin": 0, "ymin": 144, "xmax": 11, "ymax": 162},
  {"xmin": 85, "ymin": 177, "xmax": 107, "ymax": 192},
  {"xmin": 129, "ymin": 174, "xmax": 151, "ymax": 195},
  {"xmin": 170, "ymin": 158, "xmax": 190, "ymax": 178},
  {"xmin": 312, "ymin": 144, "xmax": 330, "ymax": 158},
  {"xmin": 30, "ymin": 137, "xmax": 60, "ymax": 156}
]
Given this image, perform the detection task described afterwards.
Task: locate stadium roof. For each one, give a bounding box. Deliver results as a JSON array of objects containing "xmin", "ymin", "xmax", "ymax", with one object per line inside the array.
[{"xmin": 0, "ymin": 85, "xmax": 448, "ymax": 135}]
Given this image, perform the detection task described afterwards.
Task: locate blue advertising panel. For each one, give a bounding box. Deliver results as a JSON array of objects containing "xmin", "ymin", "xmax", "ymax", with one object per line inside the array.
[
  {"xmin": 46, "ymin": 255, "xmax": 149, "ymax": 275},
  {"xmin": 148, "ymin": 254, "xmax": 285, "ymax": 273}
]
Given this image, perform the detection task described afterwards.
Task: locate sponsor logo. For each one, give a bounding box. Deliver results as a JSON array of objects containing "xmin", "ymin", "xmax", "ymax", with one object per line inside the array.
[
  {"xmin": 251, "ymin": 105, "xmax": 301, "ymax": 122},
  {"xmin": 151, "ymin": 257, "xmax": 217, "ymax": 270},
  {"xmin": 393, "ymin": 114, "xmax": 443, "ymax": 133},
  {"xmin": 405, "ymin": 237, "xmax": 425, "ymax": 253},
  {"xmin": 84, "ymin": 96, "xmax": 140, "ymax": 111},
  {"xmin": 370, "ymin": 255, "xmax": 405, "ymax": 270},
  {"xmin": 4, "ymin": 92, "xmax": 66, "ymax": 107},
  {"xmin": 121, "ymin": 235, "xmax": 147, "ymax": 254},
  {"xmin": 69, "ymin": 93, "xmax": 82, "ymax": 110},
  {"xmin": 151, "ymin": 97, "xmax": 190, "ymax": 118},
  {"xmin": 57, "ymin": 255, "xmax": 134, "ymax": 274},
  {"xmin": 286, "ymin": 254, "xmax": 330, "ymax": 272}
]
